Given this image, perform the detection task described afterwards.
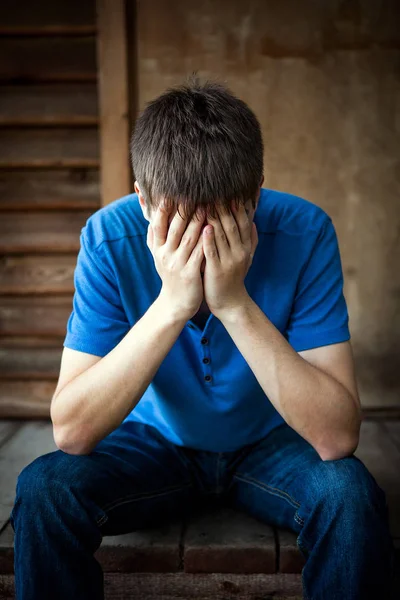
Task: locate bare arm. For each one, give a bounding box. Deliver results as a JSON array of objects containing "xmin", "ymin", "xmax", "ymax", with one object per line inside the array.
[
  {"xmin": 218, "ymin": 299, "xmax": 361, "ymax": 461},
  {"xmin": 52, "ymin": 199, "xmax": 206, "ymax": 455},
  {"xmin": 51, "ymin": 295, "xmax": 187, "ymax": 455}
]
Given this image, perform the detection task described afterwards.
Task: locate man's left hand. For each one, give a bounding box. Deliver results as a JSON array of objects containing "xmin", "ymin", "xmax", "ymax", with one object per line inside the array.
[{"xmin": 202, "ymin": 201, "xmax": 258, "ymax": 319}]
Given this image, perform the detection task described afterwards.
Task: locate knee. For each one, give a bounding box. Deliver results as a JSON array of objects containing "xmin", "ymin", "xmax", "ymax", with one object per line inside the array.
[
  {"xmin": 15, "ymin": 449, "xmax": 80, "ymax": 506},
  {"xmin": 311, "ymin": 455, "xmax": 387, "ymax": 516}
]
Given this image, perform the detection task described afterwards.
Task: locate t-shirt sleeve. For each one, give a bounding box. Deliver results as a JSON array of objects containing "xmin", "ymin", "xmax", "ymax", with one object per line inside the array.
[
  {"xmin": 63, "ymin": 228, "xmax": 130, "ymax": 357},
  {"xmin": 285, "ymin": 217, "xmax": 351, "ymax": 352}
]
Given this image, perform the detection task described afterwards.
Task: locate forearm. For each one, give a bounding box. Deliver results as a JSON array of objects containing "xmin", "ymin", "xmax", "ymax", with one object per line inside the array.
[
  {"xmin": 52, "ymin": 294, "xmax": 187, "ymax": 455},
  {"xmin": 219, "ymin": 297, "xmax": 361, "ymax": 460}
]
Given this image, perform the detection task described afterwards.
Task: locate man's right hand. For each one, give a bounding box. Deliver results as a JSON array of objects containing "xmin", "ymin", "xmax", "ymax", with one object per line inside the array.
[{"xmin": 147, "ymin": 200, "xmax": 206, "ymax": 321}]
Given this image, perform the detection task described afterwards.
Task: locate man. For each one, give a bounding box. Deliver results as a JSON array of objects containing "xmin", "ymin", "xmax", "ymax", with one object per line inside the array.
[{"xmin": 10, "ymin": 75, "xmax": 395, "ymax": 599}]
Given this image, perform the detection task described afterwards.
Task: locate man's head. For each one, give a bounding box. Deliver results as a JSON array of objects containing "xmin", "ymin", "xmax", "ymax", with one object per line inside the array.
[{"xmin": 131, "ymin": 73, "xmax": 264, "ymax": 266}]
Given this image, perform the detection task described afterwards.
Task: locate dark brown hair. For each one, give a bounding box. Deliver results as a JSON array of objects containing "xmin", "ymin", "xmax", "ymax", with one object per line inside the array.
[{"xmin": 130, "ymin": 73, "xmax": 264, "ymax": 222}]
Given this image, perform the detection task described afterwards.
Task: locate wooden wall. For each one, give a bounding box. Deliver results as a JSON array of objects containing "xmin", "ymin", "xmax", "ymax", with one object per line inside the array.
[{"xmin": 0, "ymin": 1, "xmax": 100, "ymax": 416}]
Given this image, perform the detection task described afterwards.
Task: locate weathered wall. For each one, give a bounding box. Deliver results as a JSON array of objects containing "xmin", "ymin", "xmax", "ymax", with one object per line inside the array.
[{"xmin": 135, "ymin": 0, "xmax": 400, "ymax": 408}]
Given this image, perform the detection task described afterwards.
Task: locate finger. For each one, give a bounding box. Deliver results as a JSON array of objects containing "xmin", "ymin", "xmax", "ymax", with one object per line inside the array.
[
  {"xmin": 217, "ymin": 203, "xmax": 241, "ymax": 249},
  {"xmin": 187, "ymin": 227, "xmax": 205, "ymax": 269},
  {"xmin": 206, "ymin": 211, "xmax": 228, "ymax": 261},
  {"xmin": 203, "ymin": 225, "xmax": 220, "ymax": 265},
  {"xmin": 166, "ymin": 206, "xmax": 202, "ymax": 253},
  {"xmin": 250, "ymin": 222, "xmax": 258, "ymax": 262},
  {"xmin": 232, "ymin": 202, "xmax": 251, "ymax": 245},
  {"xmin": 152, "ymin": 199, "xmax": 171, "ymax": 250},
  {"xmin": 175, "ymin": 211, "xmax": 206, "ymax": 261}
]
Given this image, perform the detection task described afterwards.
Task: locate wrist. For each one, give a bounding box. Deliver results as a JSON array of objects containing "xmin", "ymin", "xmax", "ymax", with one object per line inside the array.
[
  {"xmin": 213, "ymin": 293, "xmax": 255, "ymax": 324},
  {"xmin": 155, "ymin": 292, "xmax": 192, "ymax": 326}
]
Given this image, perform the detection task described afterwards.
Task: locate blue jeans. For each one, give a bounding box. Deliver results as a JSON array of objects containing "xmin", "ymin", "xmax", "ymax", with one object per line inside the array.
[{"xmin": 10, "ymin": 420, "xmax": 396, "ymax": 599}]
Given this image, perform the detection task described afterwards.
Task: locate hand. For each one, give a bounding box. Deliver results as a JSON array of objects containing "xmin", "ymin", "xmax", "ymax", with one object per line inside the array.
[
  {"xmin": 202, "ymin": 201, "xmax": 258, "ymax": 319},
  {"xmin": 147, "ymin": 200, "xmax": 206, "ymax": 321}
]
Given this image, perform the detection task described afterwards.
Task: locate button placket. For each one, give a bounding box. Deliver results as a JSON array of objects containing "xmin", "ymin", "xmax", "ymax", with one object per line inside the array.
[{"xmin": 200, "ymin": 337, "xmax": 212, "ymax": 383}]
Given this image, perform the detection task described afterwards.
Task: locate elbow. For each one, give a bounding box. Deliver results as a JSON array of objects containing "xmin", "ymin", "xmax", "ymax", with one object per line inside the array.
[
  {"xmin": 317, "ymin": 408, "xmax": 362, "ymax": 462},
  {"xmin": 317, "ymin": 433, "xmax": 360, "ymax": 462},
  {"xmin": 53, "ymin": 425, "xmax": 94, "ymax": 456}
]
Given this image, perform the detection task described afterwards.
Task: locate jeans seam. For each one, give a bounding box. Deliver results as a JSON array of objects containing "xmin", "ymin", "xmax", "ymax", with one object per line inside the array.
[
  {"xmin": 234, "ymin": 472, "xmax": 301, "ymax": 509},
  {"xmin": 294, "ymin": 512, "xmax": 305, "ymax": 526},
  {"xmin": 96, "ymin": 481, "xmax": 193, "ymax": 522}
]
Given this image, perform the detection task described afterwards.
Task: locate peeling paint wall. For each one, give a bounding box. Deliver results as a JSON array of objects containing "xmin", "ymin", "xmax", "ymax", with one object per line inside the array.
[{"xmin": 135, "ymin": 0, "xmax": 400, "ymax": 407}]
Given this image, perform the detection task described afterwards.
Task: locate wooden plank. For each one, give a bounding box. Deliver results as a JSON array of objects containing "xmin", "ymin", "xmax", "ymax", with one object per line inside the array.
[
  {"xmin": 0, "ymin": 129, "xmax": 99, "ymax": 169},
  {"xmin": 94, "ymin": 520, "xmax": 182, "ymax": 573},
  {"xmin": 0, "ymin": 421, "xmax": 21, "ymax": 449},
  {"xmin": 0, "ymin": 254, "xmax": 75, "ymax": 294},
  {"xmin": 354, "ymin": 420, "xmax": 400, "ymax": 538},
  {"xmin": 277, "ymin": 528, "xmax": 306, "ymax": 574},
  {"xmin": 97, "ymin": 0, "xmax": 131, "ymax": 205},
  {"xmin": 383, "ymin": 421, "xmax": 400, "ymax": 454},
  {"xmin": 0, "ymin": 296, "xmax": 72, "ymax": 336},
  {"xmin": 0, "ymin": 0, "xmax": 96, "ymax": 30},
  {"xmin": 0, "ymin": 168, "xmax": 100, "ymax": 210},
  {"xmin": 0, "ymin": 210, "xmax": 92, "ymax": 253},
  {"xmin": 0, "ymin": 421, "xmax": 57, "ymax": 528},
  {"xmin": 0, "ymin": 382, "xmax": 54, "ymax": 418},
  {"xmin": 0, "ymin": 84, "xmax": 98, "ymax": 127},
  {"xmin": 0, "ymin": 37, "xmax": 97, "ymax": 83},
  {"xmin": 0, "ymin": 348, "xmax": 62, "ymax": 379},
  {"xmin": 362, "ymin": 406, "xmax": 400, "ymax": 420},
  {"xmin": 0, "ymin": 27, "xmax": 96, "ymax": 37},
  {"xmin": 0, "ymin": 337, "xmax": 65, "ymax": 349},
  {"xmin": 0, "ymin": 523, "xmax": 14, "ymax": 574},
  {"xmin": 183, "ymin": 505, "xmax": 276, "ymax": 574}
]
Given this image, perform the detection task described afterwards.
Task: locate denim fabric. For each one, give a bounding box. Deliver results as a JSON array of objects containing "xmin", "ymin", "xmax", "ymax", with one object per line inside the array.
[{"xmin": 10, "ymin": 420, "xmax": 396, "ymax": 599}]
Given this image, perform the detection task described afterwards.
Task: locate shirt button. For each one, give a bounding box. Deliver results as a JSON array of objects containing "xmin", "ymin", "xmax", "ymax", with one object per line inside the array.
[
  {"xmin": 201, "ymin": 337, "xmax": 208, "ymax": 345},
  {"xmin": 202, "ymin": 357, "xmax": 210, "ymax": 364},
  {"xmin": 204, "ymin": 375, "xmax": 212, "ymax": 382},
  {"xmin": 187, "ymin": 323, "xmax": 195, "ymax": 329}
]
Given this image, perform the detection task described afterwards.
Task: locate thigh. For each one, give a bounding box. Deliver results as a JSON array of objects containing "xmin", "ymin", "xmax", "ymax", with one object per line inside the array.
[
  {"xmin": 224, "ymin": 423, "xmax": 318, "ymax": 532},
  {"xmin": 13, "ymin": 420, "xmax": 200, "ymax": 536},
  {"xmin": 224, "ymin": 422, "xmax": 386, "ymax": 534}
]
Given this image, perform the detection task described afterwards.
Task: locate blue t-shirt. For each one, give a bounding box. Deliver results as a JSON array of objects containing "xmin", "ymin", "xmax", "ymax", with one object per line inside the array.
[{"xmin": 63, "ymin": 188, "xmax": 350, "ymax": 452}]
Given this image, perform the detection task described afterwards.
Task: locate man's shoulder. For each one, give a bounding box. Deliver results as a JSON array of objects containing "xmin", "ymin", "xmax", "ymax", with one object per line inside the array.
[
  {"xmin": 82, "ymin": 193, "xmax": 147, "ymax": 250},
  {"xmin": 257, "ymin": 188, "xmax": 330, "ymax": 237}
]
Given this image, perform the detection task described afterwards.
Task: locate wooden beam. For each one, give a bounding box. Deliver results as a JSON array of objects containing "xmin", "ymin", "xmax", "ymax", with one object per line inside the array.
[
  {"xmin": 0, "ymin": 37, "xmax": 97, "ymax": 83},
  {"xmin": 0, "ymin": 0, "xmax": 96, "ymax": 32},
  {"xmin": 0, "ymin": 348, "xmax": 62, "ymax": 380},
  {"xmin": 0, "ymin": 254, "xmax": 75, "ymax": 295},
  {"xmin": 0, "ymin": 128, "xmax": 99, "ymax": 169},
  {"xmin": 0, "ymin": 169, "xmax": 100, "ymax": 211},
  {"xmin": 0, "ymin": 83, "xmax": 99, "ymax": 127},
  {"xmin": 0, "ymin": 381, "xmax": 55, "ymax": 418},
  {"xmin": 362, "ymin": 407, "xmax": 400, "ymax": 420},
  {"xmin": 0, "ymin": 210, "xmax": 92, "ymax": 254},
  {"xmin": 96, "ymin": 0, "xmax": 131, "ymax": 206},
  {"xmin": 0, "ymin": 297, "xmax": 73, "ymax": 336},
  {"xmin": 0, "ymin": 26, "xmax": 96, "ymax": 36}
]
